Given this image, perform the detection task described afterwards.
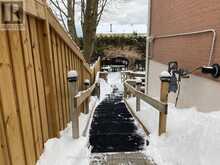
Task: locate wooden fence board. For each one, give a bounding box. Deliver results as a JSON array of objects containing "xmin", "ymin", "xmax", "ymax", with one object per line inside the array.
[
  {"xmin": 0, "ymin": 30, "xmax": 26, "ymax": 165},
  {"xmin": 49, "ymin": 29, "xmax": 61, "ymax": 131},
  {"xmin": 63, "ymin": 45, "xmax": 70, "ymax": 122},
  {"xmin": 0, "ymin": 96, "xmax": 10, "ymax": 165},
  {"xmin": 22, "ymin": 16, "xmax": 43, "ymax": 157},
  {"xmin": 60, "ymin": 41, "xmax": 68, "ymax": 126},
  {"xmin": 47, "ymin": 28, "xmax": 61, "ymax": 132},
  {"xmin": 37, "ymin": 19, "xmax": 59, "ymax": 138},
  {"xmin": 7, "ymin": 25, "xmax": 36, "ymax": 165},
  {"xmin": 56, "ymin": 37, "xmax": 66, "ymax": 128},
  {"xmin": 51, "ymin": 31, "xmax": 64, "ymax": 130},
  {"xmin": 28, "ymin": 17, "xmax": 49, "ymax": 144},
  {"xmin": 69, "ymin": 52, "xmax": 73, "ymax": 70}
]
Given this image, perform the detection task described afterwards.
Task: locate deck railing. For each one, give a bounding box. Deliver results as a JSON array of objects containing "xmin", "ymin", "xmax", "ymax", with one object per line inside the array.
[
  {"xmin": 68, "ymin": 72, "xmax": 100, "ymax": 139},
  {"xmin": 0, "ymin": 1, "xmax": 100, "ymax": 165},
  {"xmin": 123, "ymin": 73, "xmax": 170, "ymax": 136}
]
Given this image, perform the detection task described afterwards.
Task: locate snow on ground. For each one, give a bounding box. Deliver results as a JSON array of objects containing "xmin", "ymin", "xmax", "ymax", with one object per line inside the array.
[
  {"xmin": 37, "ymin": 76, "xmax": 111, "ymax": 165},
  {"xmin": 36, "ymin": 72, "xmax": 220, "ymax": 165},
  {"xmin": 99, "ymin": 72, "xmax": 123, "ymax": 99},
  {"xmin": 107, "ymin": 72, "xmax": 123, "ymax": 91},
  {"xmin": 36, "ymin": 96, "xmax": 98, "ymax": 165},
  {"xmin": 127, "ymin": 97, "xmax": 220, "ymax": 165}
]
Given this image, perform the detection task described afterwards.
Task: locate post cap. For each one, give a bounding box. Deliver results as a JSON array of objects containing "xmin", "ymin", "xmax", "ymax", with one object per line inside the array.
[
  {"xmin": 84, "ymin": 79, "xmax": 90, "ymax": 85},
  {"xmin": 160, "ymin": 71, "xmax": 171, "ymax": 81},
  {"xmin": 67, "ymin": 70, "xmax": 78, "ymax": 82},
  {"xmin": 136, "ymin": 78, "xmax": 142, "ymax": 85}
]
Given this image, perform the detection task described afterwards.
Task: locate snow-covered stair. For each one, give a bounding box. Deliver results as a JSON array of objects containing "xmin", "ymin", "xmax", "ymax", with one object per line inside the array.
[{"xmin": 90, "ymin": 152, "xmax": 156, "ymax": 165}]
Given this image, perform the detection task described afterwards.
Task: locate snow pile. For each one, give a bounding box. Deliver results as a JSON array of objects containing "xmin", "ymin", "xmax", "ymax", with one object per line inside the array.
[
  {"xmin": 127, "ymin": 97, "xmax": 159, "ymax": 133},
  {"xmin": 99, "ymin": 72, "xmax": 123, "ymax": 99},
  {"xmin": 127, "ymin": 98, "xmax": 220, "ymax": 165},
  {"xmin": 36, "ymin": 125, "xmax": 90, "ymax": 165},
  {"xmin": 107, "ymin": 72, "xmax": 123, "ymax": 92},
  {"xmin": 36, "ymin": 96, "xmax": 98, "ymax": 165},
  {"xmin": 100, "ymin": 77, "xmax": 112, "ymax": 99}
]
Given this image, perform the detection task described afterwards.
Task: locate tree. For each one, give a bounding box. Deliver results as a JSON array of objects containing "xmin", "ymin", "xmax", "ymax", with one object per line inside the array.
[
  {"xmin": 81, "ymin": 0, "xmax": 109, "ymax": 62},
  {"xmin": 49, "ymin": 0, "xmax": 79, "ymax": 44},
  {"xmin": 50, "ymin": 0, "xmax": 109, "ymax": 62}
]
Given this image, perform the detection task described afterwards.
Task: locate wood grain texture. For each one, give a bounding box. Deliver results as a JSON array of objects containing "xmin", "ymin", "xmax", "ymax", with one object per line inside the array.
[
  {"xmin": 124, "ymin": 81, "xmax": 166, "ymax": 112},
  {"xmin": 22, "ymin": 16, "xmax": 42, "ymax": 158},
  {"xmin": 0, "ymin": 1, "xmax": 100, "ymax": 164},
  {"xmin": 29, "ymin": 17, "xmax": 49, "ymax": 145},
  {"xmin": 0, "ymin": 95, "xmax": 10, "ymax": 165},
  {"xmin": 0, "ymin": 30, "xmax": 26, "ymax": 165},
  {"xmin": 8, "ymin": 23, "xmax": 36, "ymax": 165}
]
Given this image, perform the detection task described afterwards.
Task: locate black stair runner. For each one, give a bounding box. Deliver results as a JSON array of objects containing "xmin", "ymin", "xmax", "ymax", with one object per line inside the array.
[{"xmin": 89, "ymin": 87, "xmax": 145, "ymax": 153}]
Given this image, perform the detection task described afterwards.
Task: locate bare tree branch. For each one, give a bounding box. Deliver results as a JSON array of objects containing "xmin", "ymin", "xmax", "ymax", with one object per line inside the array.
[
  {"xmin": 49, "ymin": 0, "xmax": 68, "ymax": 17},
  {"xmin": 96, "ymin": 0, "xmax": 108, "ymax": 25},
  {"xmin": 53, "ymin": 9, "xmax": 68, "ymax": 32},
  {"xmin": 60, "ymin": 0, "xmax": 68, "ymax": 9},
  {"xmin": 59, "ymin": 11, "xmax": 68, "ymax": 31}
]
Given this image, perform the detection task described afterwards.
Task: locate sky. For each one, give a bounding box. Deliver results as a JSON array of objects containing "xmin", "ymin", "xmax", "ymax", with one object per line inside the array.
[
  {"xmin": 49, "ymin": 0, "xmax": 148, "ymax": 35},
  {"xmin": 75, "ymin": 0, "xmax": 148, "ymax": 35}
]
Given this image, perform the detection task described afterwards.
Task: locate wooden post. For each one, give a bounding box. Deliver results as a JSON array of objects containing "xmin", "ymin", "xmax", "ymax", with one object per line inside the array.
[
  {"xmin": 96, "ymin": 82, "xmax": 100, "ymax": 99},
  {"xmin": 136, "ymin": 79, "xmax": 142, "ymax": 112},
  {"xmin": 68, "ymin": 70, "xmax": 79, "ymax": 139},
  {"xmin": 124, "ymin": 83, "xmax": 127, "ymax": 99},
  {"xmin": 84, "ymin": 79, "xmax": 90, "ymax": 114},
  {"xmin": 159, "ymin": 71, "xmax": 171, "ymax": 136}
]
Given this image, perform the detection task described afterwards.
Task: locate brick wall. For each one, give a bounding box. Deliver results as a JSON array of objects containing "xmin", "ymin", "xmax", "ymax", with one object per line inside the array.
[{"xmin": 150, "ymin": 0, "xmax": 220, "ymax": 81}]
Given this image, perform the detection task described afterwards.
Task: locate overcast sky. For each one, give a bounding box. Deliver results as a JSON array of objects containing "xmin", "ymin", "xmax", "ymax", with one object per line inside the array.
[
  {"xmin": 49, "ymin": 0, "xmax": 148, "ymax": 35},
  {"xmin": 75, "ymin": 0, "xmax": 148, "ymax": 35}
]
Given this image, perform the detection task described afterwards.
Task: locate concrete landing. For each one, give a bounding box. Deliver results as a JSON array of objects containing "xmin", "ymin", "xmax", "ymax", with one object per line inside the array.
[{"xmin": 90, "ymin": 152, "xmax": 156, "ymax": 165}]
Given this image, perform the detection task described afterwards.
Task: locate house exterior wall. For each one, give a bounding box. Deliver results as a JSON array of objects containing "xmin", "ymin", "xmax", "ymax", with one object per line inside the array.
[
  {"xmin": 150, "ymin": 0, "xmax": 220, "ymax": 78},
  {"xmin": 148, "ymin": 61, "xmax": 220, "ymax": 112},
  {"xmin": 149, "ymin": 0, "xmax": 220, "ymax": 112}
]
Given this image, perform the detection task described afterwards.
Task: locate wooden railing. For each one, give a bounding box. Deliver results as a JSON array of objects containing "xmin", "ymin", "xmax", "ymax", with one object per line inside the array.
[
  {"xmin": 67, "ymin": 72, "xmax": 100, "ymax": 139},
  {"xmin": 121, "ymin": 71, "xmax": 145, "ymax": 82},
  {"xmin": 0, "ymin": 1, "xmax": 100, "ymax": 165},
  {"xmin": 124, "ymin": 82, "xmax": 167, "ymax": 112},
  {"xmin": 75, "ymin": 82, "xmax": 98, "ymax": 110},
  {"xmin": 123, "ymin": 74, "xmax": 170, "ymax": 136}
]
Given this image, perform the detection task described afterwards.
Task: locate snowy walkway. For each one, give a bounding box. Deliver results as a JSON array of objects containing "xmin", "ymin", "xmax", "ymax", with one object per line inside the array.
[
  {"xmin": 89, "ymin": 72, "xmax": 156, "ymax": 165},
  {"xmin": 89, "ymin": 86, "xmax": 145, "ymax": 153}
]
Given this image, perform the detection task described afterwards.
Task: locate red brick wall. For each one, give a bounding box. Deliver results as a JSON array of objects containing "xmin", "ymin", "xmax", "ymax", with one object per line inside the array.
[{"xmin": 150, "ymin": 0, "xmax": 220, "ymax": 80}]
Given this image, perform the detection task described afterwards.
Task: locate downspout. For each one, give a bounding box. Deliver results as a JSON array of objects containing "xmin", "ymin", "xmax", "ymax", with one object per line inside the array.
[{"xmin": 145, "ymin": 0, "xmax": 152, "ymax": 94}]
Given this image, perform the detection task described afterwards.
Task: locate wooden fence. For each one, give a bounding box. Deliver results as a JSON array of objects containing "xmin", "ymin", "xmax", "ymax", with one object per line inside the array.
[{"xmin": 0, "ymin": 0, "xmax": 100, "ymax": 165}]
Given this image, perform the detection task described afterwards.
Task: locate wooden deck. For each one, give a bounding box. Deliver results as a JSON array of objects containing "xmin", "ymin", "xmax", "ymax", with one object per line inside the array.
[{"xmin": 90, "ymin": 152, "xmax": 156, "ymax": 165}]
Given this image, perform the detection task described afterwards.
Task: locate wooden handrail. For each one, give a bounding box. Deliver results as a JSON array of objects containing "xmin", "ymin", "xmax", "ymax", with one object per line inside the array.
[
  {"xmin": 74, "ymin": 83, "xmax": 97, "ymax": 108},
  {"xmin": 74, "ymin": 73, "xmax": 100, "ymax": 108},
  {"xmin": 124, "ymin": 81, "xmax": 167, "ymax": 112},
  {"xmin": 124, "ymin": 78, "xmax": 169, "ymax": 136}
]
